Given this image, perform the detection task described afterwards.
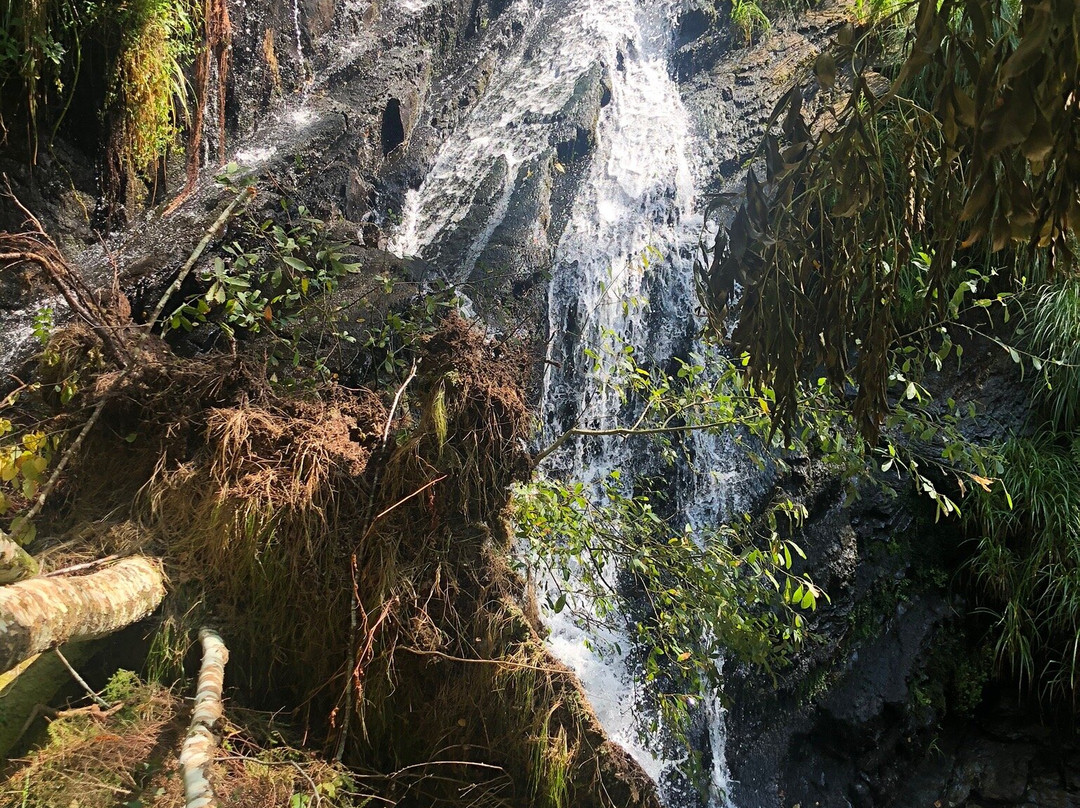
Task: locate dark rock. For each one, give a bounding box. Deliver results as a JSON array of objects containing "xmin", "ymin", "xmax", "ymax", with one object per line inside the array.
[
  {"xmin": 346, "ymin": 169, "xmax": 375, "ymax": 221},
  {"xmin": 956, "ymin": 739, "xmax": 1034, "ymax": 803},
  {"xmin": 381, "ymin": 98, "xmax": 407, "ymax": 156},
  {"xmin": 1024, "ymin": 775, "xmax": 1076, "ymax": 808},
  {"xmin": 300, "ymin": 0, "xmax": 337, "ymax": 39}
]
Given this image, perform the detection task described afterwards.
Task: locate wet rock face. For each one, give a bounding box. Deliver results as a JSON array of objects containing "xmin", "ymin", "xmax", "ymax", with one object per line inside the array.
[
  {"xmin": 676, "ymin": 5, "xmax": 850, "ymax": 191},
  {"xmin": 461, "ymin": 61, "xmax": 609, "ymax": 294},
  {"xmin": 716, "ymin": 466, "xmax": 949, "ymax": 808},
  {"xmin": 300, "ymin": 0, "xmax": 338, "ymax": 38},
  {"xmin": 0, "ymin": 0, "xmax": 519, "ymax": 370},
  {"xmin": 713, "ymin": 346, "xmax": 1063, "ymax": 808},
  {"xmin": 895, "ymin": 705, "xmax": 1080, "ymax": 808},
  {"xmin": 719, "ymin": 459, "xmax": 1080, "ymax": 808}
]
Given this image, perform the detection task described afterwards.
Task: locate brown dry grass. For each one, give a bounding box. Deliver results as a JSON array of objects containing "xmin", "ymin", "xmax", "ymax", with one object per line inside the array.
[{"xmin": 0, "ymin": 673, "xmax": 352, "ymax": 808}]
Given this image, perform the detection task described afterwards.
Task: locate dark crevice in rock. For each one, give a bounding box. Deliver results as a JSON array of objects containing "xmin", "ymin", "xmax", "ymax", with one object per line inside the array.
[
  {"xmin": 381, "ymin": 97, "xmax": 406, "ymax": 156},
  {"xmin": 555, "ymin": 125, "xmax": 593, "ymax": 165}
]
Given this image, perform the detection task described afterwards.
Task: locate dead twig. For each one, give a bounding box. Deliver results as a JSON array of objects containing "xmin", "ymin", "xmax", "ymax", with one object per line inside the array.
[
  {"xmin": 148, "ymin": 185, "xmax": 256, "ymax": 329},
  {"xmin": 291, "ymin": 761, "xmax": 323, "ymax": 808},
  {"xmin": 54, "ymin": 647, "xmax": 111, "ymax": 709},
  {"xmin": 369, "ymin": 475, "xmax": 446, "ymax": 525},
  {"xmin": 382, "ymin": 359, "xmax": 419, "ymax": 446},
  {"xmin": 9, "ymin": 391, "xmax": 118, "ymax": 544},
  {"xmin": 397, "ymin": 646, "xmax": 569, "ymax": 675},
  {"xmin": 42, "ymin": 554, "xmax": 120, "ymax": 578},
  {"xmin": 45, "ymin": 702, "xmax": 125, "ymax": 721}
]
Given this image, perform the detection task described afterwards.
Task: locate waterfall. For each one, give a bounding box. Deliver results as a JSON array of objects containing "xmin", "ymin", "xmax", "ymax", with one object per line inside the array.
[
  {"xmin": 537, "ymin": 4, "xmax": 744, "ymax": 805},
  {"xmin": 292, "ymin": 0, "xmax": 306, "ymax": 68},
  {"xmin": 389, "ymin": 0, "xmax": 746, "ymax": 804}
]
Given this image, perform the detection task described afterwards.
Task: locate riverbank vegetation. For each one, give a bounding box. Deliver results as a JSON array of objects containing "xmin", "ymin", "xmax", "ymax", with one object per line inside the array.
[
  {"xmin": 3, "ymin": 0, "xmax": 1080, "ymax": 803},
  {"xmin": 0, "ymin": 0, "xmax": 228, "ymax": 223}
]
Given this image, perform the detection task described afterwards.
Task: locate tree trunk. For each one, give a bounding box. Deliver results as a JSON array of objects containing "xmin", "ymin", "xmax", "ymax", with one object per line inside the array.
[
  {"xmin": 0, "ymin": 641, "xmax": 100, "ymax": 758},
  {"xmin": 0, "ymin": 557, "xmax": 165, "ymax": 672}
]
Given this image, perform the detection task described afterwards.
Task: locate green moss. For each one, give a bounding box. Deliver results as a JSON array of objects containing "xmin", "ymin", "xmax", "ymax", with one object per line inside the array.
[
  {"xmin": 0, "ymin": 0, "xmax": 196, "ymax": 170},
  {"xmin": 910, "ymin": 628, "xmax": 993, "ymax": 718},
  {"xmin": 106, "ymin": 0, "xmax": 195, "ymax": 174}
]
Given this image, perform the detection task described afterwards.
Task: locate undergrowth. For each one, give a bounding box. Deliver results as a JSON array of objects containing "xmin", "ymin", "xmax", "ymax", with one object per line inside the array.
[
  {"xmin": 965, "ymin": 433, "xmax": 1080, "ymax": 701},
  {"xmin": 1025, "ymin": 276, "xmax": 1080, "ymax": 432},
  {"xmin": 105, "ymin": 0, "xmax": 196, "ymax": 176},
  {"xmin": 0, "ymin": 0, "xmax": 208, "ymax": 222},
  {"xmin": 0, "ymin": 669, "xmax": 361, "ymax": 808},
  {"xmin": 0, "ymin": 187, "xmax": 672, "ymax": 805}
]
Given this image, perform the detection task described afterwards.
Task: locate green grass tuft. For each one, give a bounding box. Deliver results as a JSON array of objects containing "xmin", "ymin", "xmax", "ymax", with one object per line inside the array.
[
  {"xmin": 1025, "ymin": 276, "xmax": 1080, "ymax": 432},
  {"xmin": 966, "ymin": 433, "xmax": 1080, "ymax": 702}
]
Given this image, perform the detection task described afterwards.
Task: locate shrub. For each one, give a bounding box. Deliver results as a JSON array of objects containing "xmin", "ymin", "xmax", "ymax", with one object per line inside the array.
[{"xmin": 966, "ymin": 433, "xmax": 1080, "ymax": 701}]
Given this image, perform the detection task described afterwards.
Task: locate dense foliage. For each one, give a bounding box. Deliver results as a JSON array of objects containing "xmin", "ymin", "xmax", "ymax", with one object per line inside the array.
[
  {"xmin": 697, "ymin": 0, "xmax": 1080, "ymax": 440},
  {"xmin": 690, "ymin": 0, "xmax": 1080, "ymax": 708},
  {"xmin": 515, "ymin": 472, "xmax": 820, "ymax": 731},
  {"xmin": 0, "ymin": 0, "xmax": 222, "ymax": 221},
  {"xmin": 966, "ymin": 433, "xmax": 1080, "ymax": 701}
]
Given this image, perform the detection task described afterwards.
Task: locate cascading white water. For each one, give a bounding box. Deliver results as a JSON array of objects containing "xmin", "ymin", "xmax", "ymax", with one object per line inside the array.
[
  {"xmin": 389, "ymin": 0, "xmax": 748, "ymax": 804},
  {"xmin": 538, "ymin": 5, "xmax": 747, "ymax": 805},
  {"xmin": 292, "ymin": 0, "xmax": 306, "ymax": 67}
]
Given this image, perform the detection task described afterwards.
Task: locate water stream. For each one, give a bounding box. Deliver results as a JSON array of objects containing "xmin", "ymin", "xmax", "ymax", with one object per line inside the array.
[{"xmin": 388, "ymin": 0, "xmax": 749, "ymax": 804}]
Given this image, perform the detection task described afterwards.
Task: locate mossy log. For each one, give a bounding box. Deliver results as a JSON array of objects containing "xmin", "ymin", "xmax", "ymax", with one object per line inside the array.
[
  {"xmin": 0, "ymin": 538, "xmax": 39, "ymax": 584},
  {"xmin": 0, "ymin": 557, "xmax": 165, "ymax": 672},
  {"xmin": 0, "ymin": 641, "xmax": 99, "ymax": 758}
]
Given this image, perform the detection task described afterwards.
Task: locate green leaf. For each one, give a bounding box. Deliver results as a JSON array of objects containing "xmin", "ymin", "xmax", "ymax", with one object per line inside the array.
[{"xmin": 10, "ymin": 516, "xmax": 36, "ymax": 546}]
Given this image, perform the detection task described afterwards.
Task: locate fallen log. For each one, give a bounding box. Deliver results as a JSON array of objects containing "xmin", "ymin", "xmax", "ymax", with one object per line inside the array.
[
  {"xmin": 0, "ymin": 556, "xmax": 165, "ymax": 672},
  {"xmin": 179, "ymin": 628, "xmax": 229, "ymax": 808},
  {"xmin": 0, "ymin": 641, "xmax": 100, "ymax": 758}
]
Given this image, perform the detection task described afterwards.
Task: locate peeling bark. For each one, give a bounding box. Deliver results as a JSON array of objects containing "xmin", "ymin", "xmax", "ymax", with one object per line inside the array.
[
  {"xmin": 180, "ymin": 628, "xmax": 228, "ymax": 808},
  {"xmin": 0, "ymin": 556, "xmax": 165, "ymax": 672}
]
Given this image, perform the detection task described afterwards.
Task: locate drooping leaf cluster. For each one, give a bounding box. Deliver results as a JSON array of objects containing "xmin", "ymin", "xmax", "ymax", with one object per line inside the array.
[{"xmin": 697, "ymin": 0, "xmax": 1080, "ymax": 440}]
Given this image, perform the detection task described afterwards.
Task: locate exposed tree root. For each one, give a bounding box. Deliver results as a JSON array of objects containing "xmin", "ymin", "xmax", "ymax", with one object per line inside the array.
[
  {"xmin": 165, "ymin": 0, "xmax": 233, "ymax": 216},
  {"xmin": 0, "ymin": 191, "xmax": 663, "ymax": 805},
  {"xmin": 179, "ymin": 628, "xmax": 228, "ymax": 808},
  {"xmin": 0, "ymin": 178, "xmax": 131, "ymax": 366}
]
